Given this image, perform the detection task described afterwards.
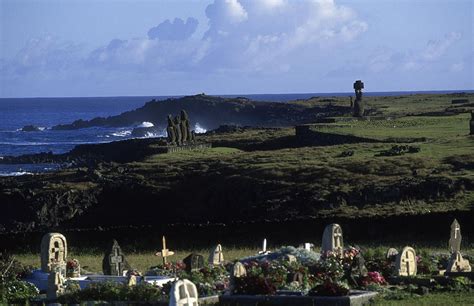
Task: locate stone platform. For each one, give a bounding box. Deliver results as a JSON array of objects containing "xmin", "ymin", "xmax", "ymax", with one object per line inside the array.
[{"xmin": 155, "ymin": 143, "xmax": 212, "ymax": 154}]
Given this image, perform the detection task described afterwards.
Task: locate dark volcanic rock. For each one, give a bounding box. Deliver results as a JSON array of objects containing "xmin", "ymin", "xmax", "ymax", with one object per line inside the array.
[
  {"xmin": 21, "ymin": 125, "xmax": 42, "ymax": 132},
  {"xmin": 52, "ymin": 94, "xmax": 350, "ymax": 131}
]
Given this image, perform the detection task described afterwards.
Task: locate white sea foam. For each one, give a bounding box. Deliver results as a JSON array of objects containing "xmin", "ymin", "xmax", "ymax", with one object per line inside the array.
[
  {"xmin": 194, "ymin": 123, "xmax": 207, "ymax": 134},
  {"xmin": 0, "ymin": 171, "xmax": 33, "ymax": 177},
  {"xmin": 110, "ymin": 130, "xmax": 132, "ymax": 137},
  {"xmin": 137, "ymin": 121, "xmax": 154, "ymax": 128}
]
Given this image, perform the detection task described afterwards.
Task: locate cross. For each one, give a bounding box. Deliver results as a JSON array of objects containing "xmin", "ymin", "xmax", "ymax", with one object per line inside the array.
[
  {"xmin": 334, "ymin": 230, "xmax": 343, "ymax": 248},
  {"xmin": 155, "ymin": 236, "xmax": 175, "ymax": 265},
  {"xmin": 110, "ymin": 247, "xmax": 123, "ymax": 275},
  {"xmin": 454, "ymin": 223, "xmax": 460, "ymax": 239},
  {"xmin": 51, "ymin": 241, "xmax": 61, "ymax": 262},
  {"xmin": 405, "ymin": 251, "xmax": 412, "ymax": 275},
  {"xmin": 258, "ymin": 239, "xmax": 268, "ymax": 255}
]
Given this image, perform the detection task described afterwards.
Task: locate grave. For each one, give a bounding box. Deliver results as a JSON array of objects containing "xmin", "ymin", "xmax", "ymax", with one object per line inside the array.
[
  {"xmin": 220, "ymin": 290, "xmax": 378, "ymax": 306},
  {"xmin": 169, "ymin": 279, "xmax": 199, "ymax": 306},
  {"xmin": 232, "ymin": 262, "xmax": 247, "ymax": 278},
  {"xmin": 449, "ymin": 219, "xmax": 462, "ymax": 253},
  {"xmin": 447, "ymin": 251, "xmax": 472, "ymax": 272},
  {"xmin": 46, "ymin": 272, "xmax": 65, "ymax": 300},
  {"xmin": 321, "ymin": 223, "xmax": 343, "ymax": 256},
  {"xmin": 40, "ymin": 232, "xmax": 67, "ymax": 274},
  {"xmin": 395, "ymin": 246, "xmax": 417, "ymax": 276},
  {"xmin": 183, "ymin": 253, "xmax": 205, "ymax": 273},
  {"xmin": 102, "ymin": 239, "xmax": 131, "ymax": 276},
  {"xmin": 386, "ymin": 248, "xmax": 398, "ymax": 259},
  {"xmin": 209, "ymin": 244, "xmax": 224, "ymax": 266},
  {"xmin": 258, "ymin": 238, "xmax": 270, "ymax": 255},
  {"xmin": 155, "ymin": 236, "xmax": 175, "ymax": 265}
]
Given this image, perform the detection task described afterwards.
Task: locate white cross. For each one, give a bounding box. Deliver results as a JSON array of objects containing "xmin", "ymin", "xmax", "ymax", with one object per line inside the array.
[{"xmin": 110, "ymin": 247, "xmax": 123, "ymax": 275}]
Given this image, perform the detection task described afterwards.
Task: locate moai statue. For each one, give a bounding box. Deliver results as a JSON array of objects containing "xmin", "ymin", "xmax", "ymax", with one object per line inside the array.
[
  {"xmin": 174, "ymin": 115, "xmax": 183, "ymax": 146},
  {"xmin": 396, "ymin": 246, "xmax": 417, "ymax": 276},
  {"xmin": 321, "ymin": 223, "xmax": 344, "ymax": 256},
  {"xmin": 209, "ymin": 244, "xmax": 225, "ymax": 266},
  {"xmin": 169, "ymin": 279, "xmax": 199, "ymax": 306},
  {"xmin": 47, "ymin": 272, "xmax": 65, "ymax": 300},
  {"xmin": 167, "ymin": 115, "xmax": 177, "ymax": 145},
  {"xmin": 353, "ymin": 80, "xmax": 365, "ymax": 117},
  {"xmin": 449, "ymin": 219, "xmax": 462, "ymax": 254},
  {"xmin": 180, "ymin": 110, "xmax": 191, "ymax": 144},
  {"xmin": 470, "ymin": 111, "xmax": 474, "ymax": 135},
  {"xmin": 41, "ymin": 233, "xmax": 67, "ymax": 273},
  {"xmin": 447, "ymin": 251, "xmax": 472, "ymax": 272},
  {"xmin": 102, "ymin": 239, "xmax": 131, "ymax": 276}
]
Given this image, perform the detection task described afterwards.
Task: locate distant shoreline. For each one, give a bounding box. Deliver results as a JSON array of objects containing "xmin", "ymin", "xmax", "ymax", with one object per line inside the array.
[{"xmin": 1, "ymin": 89, "xmax": 473, "ymax": 101}]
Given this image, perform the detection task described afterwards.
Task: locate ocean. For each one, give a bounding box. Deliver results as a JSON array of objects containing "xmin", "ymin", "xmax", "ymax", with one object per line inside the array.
[{"xmin": 0, "ymin": 90, "xmax": 471, "ymax": 176}]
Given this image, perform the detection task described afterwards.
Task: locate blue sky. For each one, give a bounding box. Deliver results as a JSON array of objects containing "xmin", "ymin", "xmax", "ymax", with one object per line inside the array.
[{"xmin": 0, "ymin": 0, "xmax": 472, "ymax": 97}]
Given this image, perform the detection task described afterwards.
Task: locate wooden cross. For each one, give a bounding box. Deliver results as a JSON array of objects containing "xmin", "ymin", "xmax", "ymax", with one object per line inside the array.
[
  {"xmin": 454, "ymin": 223, "xmax": 461, "ymax": 239},
  {"xmin": 155, "ymin": 236, "xmax": 175, "ymax": 265},
  {"xmin": 258, "ymin": 239, "xmax": 268, "ymax": 255},
  {"xmin": 110, "ymin": 247, "xmax": 123, "ymax": 275}
]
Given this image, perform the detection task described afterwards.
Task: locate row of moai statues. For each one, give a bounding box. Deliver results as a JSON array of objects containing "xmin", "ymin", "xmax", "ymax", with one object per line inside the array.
[
  {"xmin": 353, "ymin": 80, "xmax": 365, "ymax": 117},
  {"xmin": 167, "ymin": 110, "xmax": 196, "ymax": 146}
]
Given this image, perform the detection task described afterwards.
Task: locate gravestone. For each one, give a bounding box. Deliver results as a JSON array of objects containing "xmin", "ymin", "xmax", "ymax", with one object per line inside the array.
[
  {"xmin": 102, "ymin": 239, "xmax": 131, "ymax": 276},
  {"xmin": 353, "ymin": 80, "xmax": 365, "ymax": 117},
  {"xmin": 155, "ymin": 236, "xmax": 175, "ymax": 265},
  {"xmin": 447, "ymin": 251, "xmax": 472, "ymax": 273},
  {"xmin": 258, "ymin": 239, "xmax": 269, "ymax": 255},
  {"xmin": 396, "ymin": 246, "xmax": 417, "ymax": 276},
  {"xmin": 232, "ymin": 262, "xmax": 247, "ymax": 278},
  {"xmin": 169, "ymin": 279, "xmax": 199, "ymax": 306},
  {"xmin": 183, "ymin": 254, "xmax": 204, "ymax": 273},
  {"xmin": 209, "ymin": 244, "xmax": 224, "ymax": 266},
  {"xmin": 47, "ymin": 272, "xmax": 65, "ymax": 300},
  {"xmin": 127, "ymin": 275, "xmax": 138, "ymax": 287},
  {"xmin": 41, "ymin": 233, "xmax": 67, "ymax": 273},
  {"xmin": 284, "ymin": 254, "xmax": 297, "ymax": 263},
  {"xmin": 321, "ymin": 224, "xmax": 343, "ymax": 256},
  {"xmin": 386, "ymin": 248, "xmax": 399, "ymax": 259},
  {"xmin": 449, "ymin": 219, "xmax": 462, "ymax": 254}
]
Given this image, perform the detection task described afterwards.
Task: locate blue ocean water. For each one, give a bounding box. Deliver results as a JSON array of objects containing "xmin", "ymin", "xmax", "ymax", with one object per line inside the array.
[{"xmin": 0, "ymin": 90, "xmax": 471, "ymax": 175}]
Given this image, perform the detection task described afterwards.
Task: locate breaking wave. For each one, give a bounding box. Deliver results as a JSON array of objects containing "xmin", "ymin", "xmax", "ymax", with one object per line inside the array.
[
  {"xmin": 137, "ymin": 121, "xmax": 154, "ymax": 128},
  {"xmin": 194, "ymin": 123, "xmax": 207, "ymax": 134}
]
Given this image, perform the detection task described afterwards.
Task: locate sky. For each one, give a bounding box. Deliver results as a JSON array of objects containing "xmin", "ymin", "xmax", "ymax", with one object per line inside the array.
[{"xmin": 0, "ymin": 0, "xmax": 472, "ymax": 97}]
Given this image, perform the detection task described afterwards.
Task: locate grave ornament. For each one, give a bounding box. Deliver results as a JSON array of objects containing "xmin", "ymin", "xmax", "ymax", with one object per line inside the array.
[
  {"xmin": 47, "ymin": 272, "xmax": 65, "ymax": 300},
  {"xmin": 447, "ymin": 251, "xmax": 472, "ymax": 273},
  {"xmin": 102, "ymin": 239, "xmax": 131, "ymax": 276},
  {"xmin": 155, "ymin": 236, "xmax": 175, "ymax": 265},
  {"xmin": 183, "ymin": 253, "xmax": 204, "ymax": 273},
  {"xmin": 232, "ymin": 262, "xmax": 247, "ymax": 278},
  {"xmin": 209, "ymin": 244, "xmax": 224, "ymax": 266},
  {"xmin": 321, "ymin": 223, "xmax": 344, "ymax": 256},
  {"xmin": 386, "ymin": 248, "xmax": 399, "ymax": 259},
  {"xmin": 41, "ymin": 233, "xmax": 67, "ymax": 273},
  {"xmin": 449, "ymin": 219, "xmax": 462, "ymax": 254},
  {"xmin": 169, "ymin": 279, "xmax": 199, "ymax": 306},
  {"xmin": 395, "ymin": 246, "xmax": 417, "ymax": 276}
]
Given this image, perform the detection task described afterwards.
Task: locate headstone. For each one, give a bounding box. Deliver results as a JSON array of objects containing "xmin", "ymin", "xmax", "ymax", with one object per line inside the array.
[
  {"xmin": 127, "ymin": 275, "xmax": 138, "ymax": 287},
  {"xmin": 209, "ymin": 244, "xmax": 224, "ymax": 266},
  {"xmin": 321, "ymin": 223, "xmax": 343, "ymax": 256},
  {"xmin": 169, "ymin": 279, "xmax": 199, "ymax": 306},
  {"xmin": 386, "ymin": 248, "xmax": 399, "ymax": 259},
  {"xmin": 41, "ymin": 233, "xmax": 67, "ymax": 273},
  {"xmin": 232, "ymin": 262, "xmax": 247, "ymax": 278},
  {"xmin": 47, "ymin": 272, "xmax": 65, "ymax": 300},
  {"xmin": 102, "ymin": 239, "xmax": 131, "ymax": 276},
  {"xmin": 183, "ymin": 254, "xmax": 204, "ymax": 273},
  {"xmin": 396, "ymin": 246, "xmax": 417, "ymax": 276},
  {"xmin": 155, "ymin": 236, "xmax": 175, "ymax": 265},
  {"xmin": 447, "ymin": 251, "xmax": 472, "ymax": 273},
  {"xmin": 449, "ymin": 219, "xmax": 462, "ymax": 253},
  {"xmin": 258, "ymin": 239, "xmax": 270, "ymax": 255},
  {"xmin": 284, "ymin": 254, "xmax": 297, "ymax": 263}
]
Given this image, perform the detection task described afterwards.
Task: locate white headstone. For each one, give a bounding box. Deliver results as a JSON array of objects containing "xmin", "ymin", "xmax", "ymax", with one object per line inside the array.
[
  {"xmin": 169, "ymin": 279, "xmax": 199, "ymax": 306},
  {"xmin": 232, "ymin": 262, "xmax": 247, "ymax": 278},
  {"xmin": 447, "ymin": 251, "xmax": 472, "ymax": 273},
  {"xmin": 321, "ymin": 224, "xmax": 343, "ymax": 255},
  {"xmin": 209, "ymin": 244, "xmax": 224, "ymax": 266},
  {"xmin": 47, "ymin": 272, "xmax": 65, "ymax": 300},
  {"xmin": 396, "ymin": 246, "xmax": 417, "ymax": 276},
  {"xmin": 41, "ymin": 233, "xmax": 67, "ymax": 273}
]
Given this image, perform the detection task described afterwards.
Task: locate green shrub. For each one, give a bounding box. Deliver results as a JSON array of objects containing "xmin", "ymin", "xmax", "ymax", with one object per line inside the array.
[{"xmin": 0, "ymin": 278, "xmax": 39, "ymax": 304}]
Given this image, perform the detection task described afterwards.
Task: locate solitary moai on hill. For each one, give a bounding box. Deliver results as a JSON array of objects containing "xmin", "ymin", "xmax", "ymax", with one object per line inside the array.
[
  {"xmin": 470, "ymin": 111, "xmax": 474, "ymax": 135},
  {"xmin": 353, "ymin": 80, "xmax": 365, "ymax": 117}
]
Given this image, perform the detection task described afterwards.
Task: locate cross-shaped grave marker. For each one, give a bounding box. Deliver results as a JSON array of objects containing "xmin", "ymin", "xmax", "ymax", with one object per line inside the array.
[
  {"xmin": 110, "ymin": 246, "xmax": 123, "ymax": 276},
  {"xmin": 155, "ymin": 236, "xmax": 175, "ymax": 265}
]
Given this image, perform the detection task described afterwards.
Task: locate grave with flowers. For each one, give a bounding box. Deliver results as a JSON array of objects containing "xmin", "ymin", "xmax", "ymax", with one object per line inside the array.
[{"xmin": 6, "ymin": 219, "xmax": 473, "ymax": 305}]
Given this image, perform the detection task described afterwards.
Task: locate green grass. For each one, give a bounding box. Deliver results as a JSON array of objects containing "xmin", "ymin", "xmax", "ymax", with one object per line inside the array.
[{"xmin": 374, "ymin": 291, "xmax": 474, "ymax": 305}]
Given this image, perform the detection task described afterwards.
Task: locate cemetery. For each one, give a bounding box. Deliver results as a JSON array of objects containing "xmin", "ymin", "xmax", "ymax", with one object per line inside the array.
[{"xmin": 0, "ymin": 219, "xmax": 473, "ymax": 305}]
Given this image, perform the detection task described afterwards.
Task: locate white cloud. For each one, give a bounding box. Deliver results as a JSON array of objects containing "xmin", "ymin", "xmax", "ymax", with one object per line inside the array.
[
  {"xmin": 148, "ymin": 17, "xmax": 199, "ymax": 41},
  {"xmin": 422, "ymin": 32, "xmax": 461, "ymax": 61}
]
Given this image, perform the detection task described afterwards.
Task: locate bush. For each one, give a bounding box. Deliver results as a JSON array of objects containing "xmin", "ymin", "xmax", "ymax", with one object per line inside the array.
[{"xmin": 0, "ymin": 278, "xmax": 39, "ymax": 304}]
